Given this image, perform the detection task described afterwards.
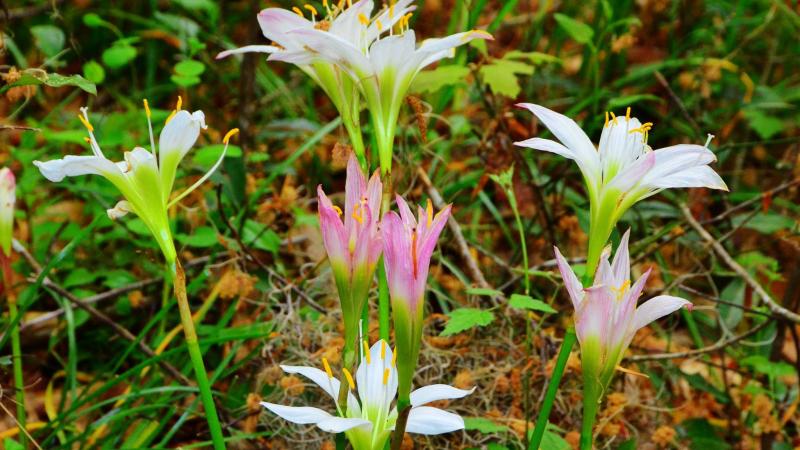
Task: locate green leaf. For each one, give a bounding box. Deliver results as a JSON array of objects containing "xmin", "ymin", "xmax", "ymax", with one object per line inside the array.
[
  {"xmin": 31, "ymin": 25, "xmax": 65, "ymax": 57},
  {"xmin": 3, "ymin": 438, "xmax": 24, "ymax": 450},
  {"xmin": 541, "ymin": 428, "xmax": 572, "ymax": 450},
  {"xmin": 731, "ymin": 212, "xmax": 794, "ymax": 235},
  {"xmin": 509, "ymin": 294, "xmax": 557, "ymax": 313},
  {"xmin": 170, "ymin": 74, "xmax": 201, "ymax": 87},
  {"xmin": 607, "ymin": 94, "xmax": 664, "ymax": 109},
  {"xmin": 63, "ymin": 267, "xmax": 101, "ymax": 288},
  {"xmin": 102, "ymin": 44, "xmax": 138, "ymax": 69},
  {"xmin": 464, "ymin": 417, "xmax": 508, "ymax": 434},
  {"xmin": 465, "ymin": 287, "xmax": 504, "ymax": 297},
  {"xmin": 411, "ymin": 65, "xmax": 471, "ymax": 94},
  {"xmin": 243, "ymin": 220, "xmax": 282, "ymax": 253},
  {"xmin": 83, "ymin": 13, "xmax": 108, "ymax": 28},
  {"xmin": 441, "ymin": 308, "xmax": 495, "ymax": 336},
  {"xmin": 174, "ymin": 59, "xmax": 206, "ymax": 77},
  {"xmin": 176, "ymin": 226, "xmax": 219, "ymax": 248},
  {"xmin": 553, "ymin": 13, "xmax": 594, "ymax": 45},
  {"xmin": 479, "ymin": 58, "xmax": 534, "ymax": 98},
  {"xmin": 6, "ymin": 71, "xmax": 96, "ymax": 95},
  {"xmin": 83, "ymin": 60, "xmax": 106, "ymax": 84},
  {"xmin": 741, "ymin": 355, "xmax": 795, "ymax": 378},
  {"xmin": 193, "ymin": 144, "xmax": 242, "ymax": 167},
  {"xmin": 743, "ymin": 109, "xmax": 784, "ymax": 139}
]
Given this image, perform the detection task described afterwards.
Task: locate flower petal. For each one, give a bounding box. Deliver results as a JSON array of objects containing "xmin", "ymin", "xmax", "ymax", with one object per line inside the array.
[
  {"xmin": 410, "ymin": 384, "xmax": 475, "ymax": 407},
  {"xmin": 610, "ymin": 229, "xmax": 631, "ymax": 286},
  {"xmin": 216, "ymin": 45, "xmax": 281, "ymax": 59},
  {"xmin": 405, "ymin": 406, "xmax": 465, "ymax": 435},
  {"xmin": 261, "ymin": 402, "xmax": 333, "ymax": 425},
  {"xmin": 638, "ymin": 145, "xmax": 724, "ymax": 190},
  {"xmin": 516, "ymin": 103, "xmax": 600, "ymax": 183},
  {"xmin": 355, "ymin": 339, "xmax": 397, "ymax": 413},
  {"xmin": 280, "ymin": 364, "xmax": 341, "ymax": 402},
  {"xmin": 553, "ymin": 245, "xmax": 584, "ymax": 311},
  {"xmin": 633, "ymin": 295, "xmax": 692, "ymax": 332},
  {"xmin": 576, "ymin": 285, "xmax": 614, "ymax": 344},
  {"xmin": 256, "ymin": 8, "xmax": 313, "ymax": 50},
  {"xmin": 317, "ymin": 186, "xmax": 349, "ymax": 268},
  {"xmin": 514, "ymin": 137, "xmax": 576, "ymax": 160},
  {"xmin": 158, "ymin": 110, "xmax": 206, "ymax": 200},
  {"xmin": 33, "ymin": 155, "xmax": 123, "ymax": 182},
  {"xmin": 317, "ymin": 417, "xmax": 372, "ymax": 433}
]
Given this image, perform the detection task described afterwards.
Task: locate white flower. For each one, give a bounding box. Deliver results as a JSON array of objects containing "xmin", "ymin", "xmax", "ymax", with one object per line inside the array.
[
  {"xmin": 33, "ymin": 99, "xmax": 234, "ymax": 263},
  {"xmin": 515, "ymin": 103, "xmax": 727, "ymax": 275},
  {"xmin": 262, "ymin": 339, "xmax": 474, "ymax": 450}
]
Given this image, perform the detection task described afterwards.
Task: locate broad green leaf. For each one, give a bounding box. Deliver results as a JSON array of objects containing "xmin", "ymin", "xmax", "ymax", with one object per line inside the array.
[
  {"xmin": 411, "ymin": 65, "xmax": 470, "ymax": 94},
  {"xmin": 509, "ymin": 294, "xmax": 557, "ymax": 313},
  {"xmin": 102, "ymin": 44, "xmax": 137, "ymax": 69},
  {"xmin": 170, "ymin": 74, "xmax": 201, "ymax": 87},
  {"xmin": 741, "ymin": 355, "xmax": 795, "ymax": 378},
  {"xmin": 83, "ymin": 60, "xmax": 106, "ymax": 84},
  {"xmin": 441, "ymin": 308, "xmax": 495, "ymax": 336},
  {"xmin": 83, "ymin": 13, "xmax": 108, "ymax": 28},
  {"xmin": 3, "ymin": 438, "xmax": 24, "ymax": 450},
  {"xmin": 480, "ymin": 58, "xmax": 534, "ymax": 98},
  {"xmin": 541, "ymin": 429, "xmax": 571, "ymax": 450},
  {"xmin": 174, "ymin": 59, "xmax": 206, "ymax": 77},
  {"xmin": 63, "ymin": 267, "xmax": 101, "ymax": 288},
  {"xmin": 6, "ymin": 71, "xmax": 96, "ymax": 95},
  {"xmin": 465, "ymin": 287, "xmax": 504, "ymax": 297},
  {"xmin": 176, "ymin": 226, "xmax": 219, "ymax": 248},
  {"xmin": 731, "ymin": 212, "xmax": 794, "ymax": 235},
  {"xmin": 718, "ymin": 279, "xmax": 744, "ymax": 329},
  {"xmin": 31, "ymin": 25, "xmax": 65, "ymax": 57},
  {"xmin": 743, "ymin": 109, "xmax": 784, "ymax": 139},
  {"xmin": 243, "ymin": 220, "xmax": 282, "ymax": 253},
  {"xmin": 464, "ymin": 417, "xmax": 508, "ymax": 434},
  {"xmin": 554, "ymin": 13, "xmax": 594, "ymax": 45}
]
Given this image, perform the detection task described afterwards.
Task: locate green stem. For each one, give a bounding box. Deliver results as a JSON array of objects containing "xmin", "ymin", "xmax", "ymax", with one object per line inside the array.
[
  {"xmin": 389, "ymin": 399, "xmax": 411, "ymax": 450},
  {"xmin": 378, "ymin": 171, "xmax": 393, "ymax": 342},
  {"xmin": 508, "ymin": 191, "xmax": 529, "ymax": 295},
  {"xmin": 172, "ymin": 260, "xmax": 226, "ymax": 450},
  {"xmin": 3, "ymin": 253, "xmax": 27, "ymax": 449},
  {"xmin": 579, "ymin": 372, "xmax": 601, "ymax": 450},
  {"xmin": 528, "ymin": 328, "xmax": 576, "ymax": 450}
]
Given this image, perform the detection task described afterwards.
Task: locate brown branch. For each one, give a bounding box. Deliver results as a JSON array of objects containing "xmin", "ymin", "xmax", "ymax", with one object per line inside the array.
[{"xmin": 681, "ymin": 204, "xmax": 800, "ymax": 323}]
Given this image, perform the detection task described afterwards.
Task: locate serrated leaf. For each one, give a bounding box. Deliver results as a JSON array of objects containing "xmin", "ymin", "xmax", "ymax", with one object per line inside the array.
[
  {"xmin": 465, "ymin": 287, "xmax": 504, "ymax": 297},
  {"xmin": 479, "ymin": 57, "xmax": 534, "ymax": 98},
  {"xmin": 411, "ymin": 65, "xmax": 470, "ymax": 94},
  {"xmin": 463, "ymin": 417, "xmax": 508, "ymax": 434},
  {"xmin": 554, "ymin": 13, "xmax": 594, "ymax": 45},
  {"xmin": 509, "ymin": 294, "xmax": 557, "ymax": 313},
  {"xmin": 441, "ymin": 308, "xmax": 495, "ymax": 336},
  {"xmin": 31, "ymin": 25, "xmax": 65, "ymax": 57}
]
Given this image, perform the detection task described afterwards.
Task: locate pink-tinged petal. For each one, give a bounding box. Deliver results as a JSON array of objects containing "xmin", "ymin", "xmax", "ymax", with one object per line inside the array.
[
  {"xmin": 318, "ymin": 186, "xmax": 349, "ymax": 266},
  {"xmin": 514, "ymin": 137, "xmax": 576, "ymax": 160},
  {"xmin": 287, "ymin": 29, "xmax": 372, "ymax": 81},
  {"xmin": 395, "ymin": 195, "xmax": 417, "ymax": 228},
  {"xmin": 637, "ymin": 145, "xmax": 723, "ymax": 190},
  {"xmin": 606, "ymin": 150, "xmax": 655, "ymax": 193},
  {"xmin": 593, "ymin": 251, "xmax": 615, "ymax": 290},
  {"xmin": 344, "ymin": 153, "xmax": 368, "ymax": 230},
  {"xmin": 576, "ymin": 286, "xmax": 614, "ymax": 344},
  {"xmin": 606, "ymin": 268, "xmax": 651, "ymax": 350},
  {"xmin": 610, "ymin": 229, "xmax": 631, "ymax": 286},
  {"xmin": 633, "ymin": 295, "xmax": 691, "ymax": 332},
  {"xmin": 410, "ymin": 385, "xmax": 475, "ymax": 407},
  {"xmin": 647, "ymin": 165, "xmax": 728, "ymax": 191},
  {"xmin": 0, "ymin": 168, "xmax": 15, "ymax": 256},
  {"xmin": 381, "ymin": 212, "xmax": 416, "ymax": 305},
  {"xmin": 365, "ymin": 170, "xmax": 382, "ymax": 223},
  {"xmin": 216, "ymin": 45, "xmax": 281, "ymax": 59},
  {"xmin": 256, "ymin": 8, "xmax": 313, "ymax": 50},
  {"xmin": 266, "ymin": 50, "xmax": 317, "ymax": 65},
  {"xmin": 405, "ymin": 406, "xmax": 465, "ymax": 435},
  {"xmin": 553, "ymin": 246, "xmax": 584, "ymax": 311},
  {"xmin": 515, "ymin": 103, "xmax": 600, "ymax": 182},
  {"xmin": 414, "ymin": 204, "xmax": 450, "ymax": 295},
  {"xmin": 329, "ymin": 0, "xmax": 374, "ymax": 45},
  {"xmin": 280, "ymin": 364, "xmax": 341, "ymax": 402}
]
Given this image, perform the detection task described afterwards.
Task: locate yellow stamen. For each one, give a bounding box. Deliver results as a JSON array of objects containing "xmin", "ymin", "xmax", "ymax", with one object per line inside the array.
[
  {"xmin": 322, "ymin": 357, "xmax": 333, "ymax": 378},
  {"xmin": 389, "ymin": 4, "xmax": 394, "ymax": 17},
  {"xmin": 143, "ymin": 99, "xmax": 151, "ymax": 118},
  {"xmin": 338, "ymin": 0, "xmax": 345, "ymax": 9},
  {"xmin": 382, "ymin": 368, "xmax": 390, "ymax": 385},
  {"xmin": 332, "ymin": 205, "xmax": 343, "ymax": 216},
  {"xmin": 343, "ymin": 368, "xmax": 355, "ymax": 389},
  {"xmin": 625, "ymin": 107, "xmax": 631, "ymax": 121},
  {"xmin": 292, "ymin": 6, "xmax": 304, "ymax": 17},
  {"xmin": 358, "ymin": 12, "xmax": 369, "ymax": 25},
  {"xmin": 165, "ymin": 110, "xmax": 177, "ymax": 124},
  {"xmin": 411, "ymin": 231, "xmax": 418, "ymax": 275},
  {"xmin": 628, "ymin": 122, "xmax": 654, "ymax": 135},
  {"xmin": 363, "ymin": 340, "xmax": 371, "ymax": 364},
  {"xmin": 610, "ymin": 280, "xmax": 631, "ymax": 300},
  {"xmin": 610, "ymin": 111, "xmax": 618, "ymax": 125},
  {"xmin": 426, "ymin": 198, "xmax": 433, "ymax": 228},
  {"xmin": 381, "ymin": 341, "xmax": 386, "ymax": 360},
  {"xmin": 77, "ymin": 113, "xmax": 94, "ymax": 132},
  {"xmin": 347, "ymin": 0, "xmax": 352, "ymax": 6},
  {"xmin": 223, "ymin": 128, "xmax": 240, "ymax": 144},
  {"xmin": 175, "ymin": 95, "xmax": 182, "ymax": 111},
  {"xmin": 83, "ymin": 137, "xmax": 91, "ymax": 144},
  {"xmin": 304, "ymin": 4, "xmax": 317, "ymax": 16},
  {"xmin": 376, "ymin": 19, "xmax": 383, "ymax": 31},
  {"xmin": 604, "ymin": 111, "xmax": 609, "ymax": 127},
  {"xmin": 352, "ymin": 202, "xmax": 364, "ymax": 225},
  {"xmin": 392, "ymin": 348, "xmax": 397, "ymax": 366},
  {"xmin": 402, "ymin": 13, "xmax": 412, "ymax": 28},
  {"xmin": 323, "ymin": 0, "xmax": 328, "ymax": 6}
]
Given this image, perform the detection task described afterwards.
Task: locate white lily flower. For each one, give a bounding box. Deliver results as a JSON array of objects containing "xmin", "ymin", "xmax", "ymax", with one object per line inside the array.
[
  {"xmin": 0, "ymin": 168, "xmax": 15, "ymax": 257},
  {"xmin": 285, "ymin": 4, "xmax": 492, "ymax": 174},
  {"xmin": 216, "ymin": 1, "xmax": 414, "ymax": 165},
  {"xmin": 262, "ymin": 339, "xmax": 474, "ymax": 450},
  {"xmin": 33, "ymin": 99, "xmax": 236, "ymax": 263},
  {"xmin": 515, "ymin": 103, "xmax": 727, "ymax": 276}
]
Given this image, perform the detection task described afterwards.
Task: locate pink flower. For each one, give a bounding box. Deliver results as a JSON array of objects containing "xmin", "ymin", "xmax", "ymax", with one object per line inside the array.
[
  {"xmin": 554, "ymin": 229, "xmax": 691, "ymax": 384},
  {"xmin": 317, "ymin": 153, "xmax": 382, "ymax": 361},
  {"xmin": 0, "ymin": 168, "xmax": 15, "ymax": 257},
  {"xmin": 381, "ymin": 195, "xmax": 450, "ymax": 400}
]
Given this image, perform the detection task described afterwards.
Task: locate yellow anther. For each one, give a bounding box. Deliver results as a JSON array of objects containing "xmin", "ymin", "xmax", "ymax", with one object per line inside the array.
[
  {"xmin": 332, "ymin": 205, "xmax": 343, "ymax": 216},
  {"xmin": 380, "ymin": 341, "xmax": 386, "ymax": 360},
  {"xmin": 382, "ymin": 368, "xmax": 390, "ymax": 385},
  {"xmin": 223, "ymin": 128, "xmax": 240, "ymax": 144},
  {"xmin": 610, "ymin": 111, "xmax": 618, "ymax": 125},
  {"xmin": 77, "ymin": 113, "xmax": 94, "ymax": 132},
  {"xmin": 402, "ymin": 13, "xmax": 412, "ymax": 28},
  {"xmin": 338, "ymin": 0, "xmax": 345, "ymax": 9},
  {"xmin": 352, "ymin": 203, "xmax": 364, "ymax": 225},
  {"xmin": 392, "ymin": 349, "xmax": 397, "ymax": 366},
  {"xmin": 322, "ymin": 357, "xmax": 333, "ymax": 378},
  {"xmin": 323, "ymin": 0, "xmax": 328, "ymax": 6},
  {"xmin": 628, "ymin": 122, "xmax": 654, "ymax": 135},
  {"xmin": 175, "ymin": 95, "xmax": 182, "ymax": 111},
  {"xmin": 625, "ymin": 107, "xmax": 631, "ymax": 121},
  {"xmin": 347, "ymin": 0, "xmax": 352, "ymax": 6},
  {"xmin": 292, "ymin": 6, "xmax": 304, "ymax": 17},
  {"xmin": 165, "ymin": 110, "xmax": 177, "ymax": 124},
  {"xmin": 343, "ymin": 368, "xmax": 355, "ymax": 390},
  {"xmin": 83, "ymin": 137, "xmax": 91, "ymax": 144},
  {"xmin": 363, "ymin": 340, "xmax": 371, "ymax": 364},
  {"xmin": 389, "ymin": 4, "xmax": 394, "ymax": 17},
  {"xmin": 304, "ymin": 4, "xmax": 318, "ymax": 16},
  {"xmin": 143, "ymin": 99, "xmax": 151, "ymax": 118},
  {"xmin": 376, "ymin": 19, "xmax": 383, "ymax": 31},
  {"xmin": 358, "ymin": 12, "xmax": 369, "ymax": 25},
  {"xmin": 426, "ymin": 198, "xmax": 433, "ymax": 228},
  {"xmin": 610, "ymin": 280, "xmax": 631, "ymax": 300},
  {"xmin": 604, "ymin": 111, "xmax": 609, "ymax": 127}
]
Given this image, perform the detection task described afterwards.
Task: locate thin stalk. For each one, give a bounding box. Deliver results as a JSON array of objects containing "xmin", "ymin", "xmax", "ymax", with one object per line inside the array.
[
  {"xmin": 527, "ymin": 329, "xmax": 577, "ymax": 450},
  {"xmin": 579, "ymin": 373, "xmax": 601, "ymax": 450},
  {"xmin": 172, "ymin": 260, "xmax": 226, "ymax": 450},
  {"xmin": 378, "ymin": 171, "xmax": 393, "ymax": 342},
  {"xmin": 507, "ymin": 188, "xmax": 529, "ymax": 294},
  {"xmin": 389, "ymin": 399, "xmax": 411, "ymax": 450},
  {"xmin": 2, "ymin": 253, "xmax": 27, "ymax": 449}
]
